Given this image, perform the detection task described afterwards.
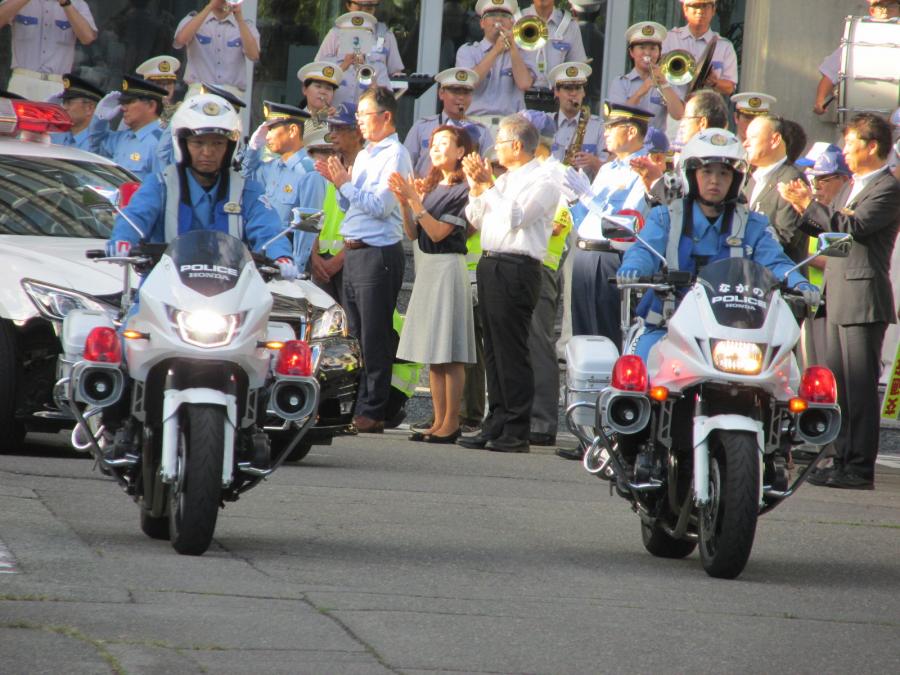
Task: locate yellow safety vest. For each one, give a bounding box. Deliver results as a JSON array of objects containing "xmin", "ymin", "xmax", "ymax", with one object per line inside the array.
[
  {"xmin": 391, "ymin": 310, "xmax": 422, "ymax": 397},
  {"xmin": 543, "ymin": 203, "xmax": 573, "ymax": 271},
  {"xmin": 317, "ymin": 183, "xmax": 345, "ymax": 256},
  {"xmin": 807, "ymin": 236, "xmax": 823, "ymax": 288},
  {"xmin": 465, "ymin": 230, "xmax": 482, "ymax": 271}
]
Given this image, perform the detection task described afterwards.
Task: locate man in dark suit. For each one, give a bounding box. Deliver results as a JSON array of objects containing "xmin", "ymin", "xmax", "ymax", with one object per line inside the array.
[
  {"xmin": 779, "ymin": 113, "xmax": 900, "ymax": 490},
  {"xmin": 743, "ymin": 115, "xmax": 808, "ymax": 265}
]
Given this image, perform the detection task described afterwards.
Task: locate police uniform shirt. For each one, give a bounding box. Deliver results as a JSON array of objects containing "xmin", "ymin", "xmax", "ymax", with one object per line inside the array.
[
  {"xmin": 550, "ymin": 109, "xmax": 604, "ymax": 163},
  {"xmin": 174, "ymin": 10, "xmax": 260, "ymax": 91},
  {"xmin": 520, "ymin": 6, "xmax": 587, "ymax": 88},
  {"xmin": 403, "ymin": 113, "xmax": 494, "ymax": 176},
  {"xmin": 89, "ymin": 117, "xmax": 163, "ymax": 182},
  {"xmin": 581, "ymin": 150, "xmax": 648, "ymax": 218},
  {"xmin": 606, "ymin": 69, "xmax": 668, "ymax": 131},
  {"xmin": 8, "ymin": 0, "xmax": 97, "ymax": 73},
  {"xmin": 661, "ymin": 25, "xmax": 738, "ymax": 96},
  {"xmin": 51, "ymin": 126, "xmax": 90, "ymax": 150},
  {"xmin": 455, "ymin": 39, "xmax": 538, "ymax": 116},
  {"xmin": 316, "ymin": 22, "xmax": 404, "ymax": 108}
]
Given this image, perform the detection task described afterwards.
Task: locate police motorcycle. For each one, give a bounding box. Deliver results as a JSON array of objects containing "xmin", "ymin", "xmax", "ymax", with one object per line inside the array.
[{"xmin": 566, "ymin": 138, "xmax": 850, "ymax": 579}]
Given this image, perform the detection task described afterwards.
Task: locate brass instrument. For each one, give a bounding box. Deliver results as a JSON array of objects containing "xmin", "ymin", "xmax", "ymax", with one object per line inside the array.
[
  {"xmin": 357, "ymin": 64, "xmax": 375, "ymax": 87},
  {"xmin": 511, "ymin": 16, "xmax": 549, "ymax": 51},
  {"xmin": 564, "ymin": 105, "xmax": 590, "ymax": 166},
  {"xmin": 659, "ymin": 50, "xmax": 696, "ymax": 86}
]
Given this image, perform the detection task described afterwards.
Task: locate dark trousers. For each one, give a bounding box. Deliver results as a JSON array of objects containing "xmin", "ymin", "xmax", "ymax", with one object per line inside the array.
[
  {"xmin": 824, "ymin": 319, "xmax": 887, "ymax": 479},
  {"xmin": 571, "ymin": 247, "xmax": 621, "ymax": 348},
  {"xmin": 477, "ymin": 255, "xmax": 542, "ymax": 441},
  {"xmin": 460, "ymin": 285, "xmax": 485, "ymax": 425},
  {"xmin": 342, "ymin": 242, "xmax": 405, "ymax": 420},
  {"xmin": 528, "ymin": 264, "xmax": 561, "ymax": 436},
  {"xmin": 314, "ymin": 253, "xmax": 344, "ymax": 307}
]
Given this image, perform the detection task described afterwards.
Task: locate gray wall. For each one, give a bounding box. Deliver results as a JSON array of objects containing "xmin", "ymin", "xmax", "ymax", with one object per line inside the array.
[{"xmin": 741, "ymin": 0, "xmax": 874, "ymax": 148}]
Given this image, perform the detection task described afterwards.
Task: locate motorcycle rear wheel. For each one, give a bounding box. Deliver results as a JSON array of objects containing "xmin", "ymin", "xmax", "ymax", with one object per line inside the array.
[
  {"xmin": 641, "ymin": 519, "xmax": 697, "ymax": 559},
  {"xmin": 169, "ymin": 404, "xmax": 224, "ymax": 556},
  {"xmin": 698, "ymin": 430, "xmax": 759, "ymax": 579}
]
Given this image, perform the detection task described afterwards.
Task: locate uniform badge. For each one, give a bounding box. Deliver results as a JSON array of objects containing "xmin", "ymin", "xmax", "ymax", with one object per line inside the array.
[
  {"xmin": 130, "ymin": 152, "xmax": 141, "ymax": 162},
  {"xmin": 224, "ymin": 202, "xmax": 241, "ymax": 214},
  {"xmin": 351, "ymin": 15, "xmax": 364, "ymax": 26},
  {"xmin": 709, "ymin": 133, "xmax": 731, "ymax": 146},
  {"xmin": 455, "ymin": 70, "xmax": 468, "ymax": 82},
  {"xmin": 726, "ymin": 236, "xmax": 742, "ymax": 247},
  {"xmin": 323, "ymin": 66, "xmax": 335, "ymax": 78},
  {"xmin": 202, "ymin": 101, "xmax": 221, "ymax": 116},
  {"xmin": 283, "ymin": 184, "xmax": 293, "ymax": 193},
  {"xmin": 748, "ymin": 96, "xmax": 762, "ymax": 108},
  {"xmin": 840, "ymin": 207, "xmax": 855, "ymax": 216},
  {"xmin": 641, "ymin": 25, "xmax": 655, "ymax": 37},
  {"xmin": 159, "ymin": 60, "xmax": 171, "ymax": 73},
  {"xmin": 122, "ymin": 80, "xmax": 129, "ymax": 92},
  {"xmin": 565, "ymin": 65, "xmax": 579, "ymax": 78}
]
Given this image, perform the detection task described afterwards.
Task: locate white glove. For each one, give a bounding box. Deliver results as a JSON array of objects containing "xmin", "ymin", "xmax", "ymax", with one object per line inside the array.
[
  {"xmin": 275, "ymin": 257, "xmax": 299, "ymax": 280},
  {"xmin": 616, "ymin": 268, "xmax": 640, "ymax": 286},
  {"xmin": 248, "ymin": 122, "xmax": 269, "ymax": 151},
  {"xmin": 562, "ymin": 166, "xmax": 593, "ymax": 204},
  {"xmin": 105, "ymin": 240, "xmax": 132, "ymax": 257},
  {"xmin": 795, "ymin": 283, "xmax": 821, "ymax": 308},
  {"xmin": 94, "ymin": 92, "xmax": 122, "ymax": 121}
]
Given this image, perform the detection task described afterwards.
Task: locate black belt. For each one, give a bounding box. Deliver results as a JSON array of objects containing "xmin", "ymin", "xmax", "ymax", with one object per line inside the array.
[
  {"xmin": 482, "ymin": 250, "xmax": 539, "ymax": 265},
  {"xmin": 343, "ymin": 239, "xmax": 371, "ymax": 250}
]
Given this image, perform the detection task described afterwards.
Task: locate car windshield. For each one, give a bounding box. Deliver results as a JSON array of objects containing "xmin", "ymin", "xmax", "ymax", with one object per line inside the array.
[{"xmin": 0, "ymin": 155, "xmax": 132, "ymax": 238}]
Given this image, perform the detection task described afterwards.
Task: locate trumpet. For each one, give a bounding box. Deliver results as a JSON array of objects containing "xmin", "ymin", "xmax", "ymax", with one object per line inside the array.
[
  {"xmin": 659, "ymin": 50, "xmax": 696, "ymax": 86},
  {"xmin": 511, "ymin": 16, "xmax": 549, "ymax": 51},
  {"xmin": 357, "ymin": 65, "xmax": 375, "ymax": 87}
]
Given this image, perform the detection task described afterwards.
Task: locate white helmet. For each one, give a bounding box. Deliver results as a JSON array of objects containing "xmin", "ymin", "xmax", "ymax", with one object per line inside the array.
[
  {"xmin": 679, "ymin": 128, "xmax": 749, "ymax": 204},
  {"xmin": 170, "ymin": 93, "xmax": 242, "ymax": 166}
]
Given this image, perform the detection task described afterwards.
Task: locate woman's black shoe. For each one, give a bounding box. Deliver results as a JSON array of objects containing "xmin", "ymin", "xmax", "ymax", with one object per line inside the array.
[
  {"xmin": 426, "ymin": 429, "xmax": 461, "ymax": 444},
  {"xmin": 409, "ymin": 430, "xmax": 431, "ymax": 442}
]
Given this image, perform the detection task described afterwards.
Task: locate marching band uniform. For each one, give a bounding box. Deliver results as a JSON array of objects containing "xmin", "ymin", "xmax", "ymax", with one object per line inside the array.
[
  {"xmin": 547, "ymin": 62, "xmax": 604, "ymax": 163},
  {"xmin": 606, "ymin": 22, "xmax": 671, "ymax": 132},
  {"xmin": 520, "ymin": 3, "xmax": 587, "ymax": 89},
  {"xmin": 660, "ymin": 23, "xmax": 738, "ymax": 99},
  {"xmin": 136, "ymin": 55, "xmax": 182, "ymax": 125},
  {"xmin": 296, "ymin": 61, "xmax": 343, "ymax": 136},
  {"xmin": 50, "ymin": 73, "xmax": 102, "ymax": 150}
]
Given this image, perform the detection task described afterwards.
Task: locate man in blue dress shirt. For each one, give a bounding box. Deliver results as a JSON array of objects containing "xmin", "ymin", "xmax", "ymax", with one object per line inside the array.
[
  {"xmin": 242, "ymin": 101, "xmax": 326, "ymax": 273},
  {"xmin": 51, "ymin": 73, "xmax": 102, "ymax": 150},
  {"xmin": 316, "ymin": 86, "xmax": 413, "ymax": 433},
  {"xmin": 89, "ymin": 75, "xmax": 167, "ymax": 182}
]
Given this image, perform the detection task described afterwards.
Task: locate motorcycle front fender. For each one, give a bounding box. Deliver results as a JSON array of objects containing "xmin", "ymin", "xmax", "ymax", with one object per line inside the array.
[
  {"xmin": 693, "ymin": 414, "xmax": 764, "ymax": 506},
  {"xmin": 160, "ymin": 388, "xmax": 238, "ymax": 488}
]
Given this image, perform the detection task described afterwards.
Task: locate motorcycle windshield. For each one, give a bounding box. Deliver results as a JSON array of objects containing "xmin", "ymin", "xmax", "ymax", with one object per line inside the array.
[
  {"xmin": 167, "ymin": 230, "xmax": 252, "ymax": 297},
  {"xmin": 698, "ymin": 258, "xmax": 778, "ymax": 330}
]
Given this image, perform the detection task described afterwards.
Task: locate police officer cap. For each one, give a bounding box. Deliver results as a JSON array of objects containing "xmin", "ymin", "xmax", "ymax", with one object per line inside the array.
[
  {"xmin": 297, "ymin": 61, "xmax": 344, "ymax": 89},
  {"xmin": 476, "ymin": 0, "xmax": 518, "ymax": 17},
  {"xmin": 199, "ymin": 83, "xmax": 246, "ymax": 109},
  {"xmin": 801, "ymin": 142, "xmax": 851, "ymax": 177},
  {"xmin": 263, "ymin": 101, "xmax": 311, "ymax": 126},
  {"xmin": 603, "ymin": 101, "xmax": 654, "ymax": 125},
  {"xmin": 549, "ymin": 62, "xmax": 591, "ymax": 87},
  {"xmin": 731, "ymin": 92, "xmax": 776, "ymax": 116},
  {"xmin": 335, "ymin": 11, "xmax": 377, "ymax": 31},
  {"xmin": 643, "ymin": 127, "xmax": 670, "ymax": 154},
  {"xmin": 327, "ymin": 102, "xmax": 358, "ymax": 127},
  {"xmin": 61, "ymin": 74, "xmax": 103, "ymax": 103},
  {"xmin": 119, "ymin": 75, "xmax": 168, "ymax": 103},
  {"xmin": 136, "ymin": 55, "xmax": 181, "ymax": 82},
  {"xmin": 625, "ymin": 21, "xmax": 667, "ymax": 45},
  {"xmin": 435, "ymin": 67, "xmax": 480, "ymax": 89}
]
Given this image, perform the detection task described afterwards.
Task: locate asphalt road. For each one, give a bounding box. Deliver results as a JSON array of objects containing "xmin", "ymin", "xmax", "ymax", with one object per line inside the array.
[{"xmin": 1, "ymin": 430, "xmax": 898, "ymax": 674}]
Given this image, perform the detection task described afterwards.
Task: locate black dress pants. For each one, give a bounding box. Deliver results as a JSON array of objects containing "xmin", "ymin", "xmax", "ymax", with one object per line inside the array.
[
  {"xmin": 342, "ymin": 242, "xmax": 405, "ymax": 420},
  {"xmin": 477, "ymin": 254, "xmax": 542, "ymax": 441}
]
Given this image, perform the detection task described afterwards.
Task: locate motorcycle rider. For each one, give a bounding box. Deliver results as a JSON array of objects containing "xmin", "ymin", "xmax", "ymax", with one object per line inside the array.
[{"xmin": 616, "ymin": 128, "xmax": 818, "ymax": 362}]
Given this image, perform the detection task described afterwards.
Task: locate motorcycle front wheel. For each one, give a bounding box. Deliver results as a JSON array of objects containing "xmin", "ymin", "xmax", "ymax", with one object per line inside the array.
[
  {"xmin": 698, "ymin": 430, "xmax": 759, "ymax": 579},
  {"xmin": 169, "ymin": 404, "xmax": 224, "ymax": 556}
]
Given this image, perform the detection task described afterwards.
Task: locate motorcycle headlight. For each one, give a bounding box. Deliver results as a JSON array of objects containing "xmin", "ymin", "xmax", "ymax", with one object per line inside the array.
[
  {"xmin": 22, "ymin": 279, "xmax": 115, "ymax": 322},
  {"xmin": 712, "ymin": 340, "xmax": 763, "ymax": 375},
  {"xmin": 310, "ymin": 303, "xmax": 347, "ymax": 339},
  {"xmin": 173, "ymin": 309, "xmax": 240, "ymax": 348}
]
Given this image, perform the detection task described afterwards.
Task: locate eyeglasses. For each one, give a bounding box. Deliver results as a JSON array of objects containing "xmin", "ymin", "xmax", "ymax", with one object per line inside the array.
[
  {"xmin": 810, "ymin": 174, "xmax": 842, "ymax": 187},
  {"xmin": 494, "ymin": 138, "xmax": 516, "ymax": 146}
]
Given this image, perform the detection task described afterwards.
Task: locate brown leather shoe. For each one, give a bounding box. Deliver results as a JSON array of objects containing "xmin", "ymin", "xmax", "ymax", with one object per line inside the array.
[{"xmin": 353, "ymin": 415, "xmax": 384, "ymax": 433}]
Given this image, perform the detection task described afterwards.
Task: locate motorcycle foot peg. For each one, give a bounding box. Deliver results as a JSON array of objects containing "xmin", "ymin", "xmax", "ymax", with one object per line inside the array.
[{"xmin": 250, "ymin": 432, "xmax": 271, "ymax": 471}]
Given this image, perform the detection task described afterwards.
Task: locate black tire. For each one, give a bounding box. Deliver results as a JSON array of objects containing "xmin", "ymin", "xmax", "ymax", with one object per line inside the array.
[
  {"xmin": 169, "ymin": 404, "xmax": 224, "ymax": 556},
  {"xmin": 641, "ymin": 519, "xmax": 697, "ymax": 559},
  {"xmin": 698, "ymin": 430, "xmax": 760, "ymax": 579},
  {"xmin": 0, "ymin": 321, "xmax": 26, "ymax": 452},
  {"xmin": 140, "ymin": 509, "xmax": 170, "ymax": 540},
  {"xmin": 271, "ymin": 432, "xmax": 313, "ymax": 463}
]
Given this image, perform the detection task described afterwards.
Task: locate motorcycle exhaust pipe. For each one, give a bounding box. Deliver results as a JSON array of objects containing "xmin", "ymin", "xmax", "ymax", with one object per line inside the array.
[
  {"xmin": 270, "ymin": 378, "xmax": 318, "ymax": 421},
  {"xmin": 796, "ymin": 405, "xmax": 840, "ymax": 446},
  {"xmin": 604, "ymin": 392, "xmax": 651, "ymax": 435},
  {"xmin": 74, "ymin": 364, "xmax": 124, "ymax": 408}
]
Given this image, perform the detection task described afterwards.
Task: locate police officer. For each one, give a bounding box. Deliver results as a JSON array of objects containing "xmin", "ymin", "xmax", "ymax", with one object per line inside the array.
[
  {"xmin": 731, "ymin": 91, "xmax": 776, "ymax": 142},
  {"xmin": 173, "ymin": 0, "xmax": 260, "ymax": 97},
  {"xmin": 455, "ymin": 0, "xmax": 537, "ymax": 117},
  {"xmin": 297, "ymin": 61, "xmax": 344, "ymax": 134},
  {"xmin": 0, "ymin": 0, "xmax": 96, "ymax": 101},
  {"xmin": 243, "ymin": 102, "xmax": 326, "ymax": 274},
  {"xmin": 89, "ymin": 76, "xmax": 168, "ymax": 182},
  {"xmin": 51, "ymin": 74, "xmax": 102, "ymax": 150},
  {"xmin": 520, "ymin": 0, "xmax": 586, "ymax": 89},
  {"xmin": 403, "ymin": 67, "xmax": 493, "ymax": 177},
  {"xmin": 316, "ymin": 1, "xmax": 405, "ymax": 108},
  {"xmin": 607, "ymin": 22, "xmax": 685, "ymax": 132},
  {"xmin": 548, "ymin": 61, "xmax": 604, "ymax": 175},
  {"xmin": 136, "ymin": 55, "xmax": 182, "ymax": 118}
]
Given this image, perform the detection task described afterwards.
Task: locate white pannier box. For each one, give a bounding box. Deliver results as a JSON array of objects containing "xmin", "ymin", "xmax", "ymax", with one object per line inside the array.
[{"xmin": 565, "ymin": 336, "xmax": 619, "ymax": 427}]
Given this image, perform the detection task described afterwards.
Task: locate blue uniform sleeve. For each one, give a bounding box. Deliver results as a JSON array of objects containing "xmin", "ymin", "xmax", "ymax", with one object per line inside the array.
[
  {"xmin": 619, "ymin": 205, "xmax": 671, "ymax": 275},
  {"xmin": 88, "ymin": 117, "xmax": 117, "ymax": 159},
  {"xmin": 109, "ymin": 175, "xmax": 166, "ymax": 245},
  {"xmin": 241, "ymin": 180, "xmax": 292, "ymax": 259},
  {"xmin": 155, "ymin": 133, "xmax": 174, "ymax": 174},
  {"xmin": 240, "ymin": 145, "xmax": 265, "ymax": 180},
  {"xmin": 746, "ymin": 212, "xmax": 807, "ymax": 288}
]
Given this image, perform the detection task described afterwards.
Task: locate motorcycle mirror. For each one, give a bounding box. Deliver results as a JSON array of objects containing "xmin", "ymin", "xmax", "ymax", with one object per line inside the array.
[
  {"xmin": 600, "ymin": 214, "xmax": 638, "ymax": 240},
  {"xmin": 290, "ymin": 207, "xmax": 325, "ymax": 233},
  {"xmin": 816, "ymin": 232, "xmax": 853, "ymax": 258}
]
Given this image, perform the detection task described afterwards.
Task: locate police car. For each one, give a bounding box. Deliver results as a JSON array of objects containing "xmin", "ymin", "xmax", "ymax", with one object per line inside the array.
[{"xmin": 0, "ymin": 97, "xmax": 359, "ymax": 457}]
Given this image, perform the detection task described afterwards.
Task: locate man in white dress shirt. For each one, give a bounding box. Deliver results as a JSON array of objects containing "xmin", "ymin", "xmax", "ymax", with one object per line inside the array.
[{"xmin": 458, "ymin": 115, "xmax": 561, "ymax": 453}]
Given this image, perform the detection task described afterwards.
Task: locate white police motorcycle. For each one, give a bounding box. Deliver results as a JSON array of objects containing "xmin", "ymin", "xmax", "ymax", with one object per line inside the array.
[
  {"xmin": 567, "ymin": 215, "xmax": 851, "ymax": 579},
  {"xmin": 56, "ymin": 192, "xmax": 322, "ymax": 556}
]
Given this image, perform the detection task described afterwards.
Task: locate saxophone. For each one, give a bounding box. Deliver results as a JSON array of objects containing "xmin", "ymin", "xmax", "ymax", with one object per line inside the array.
[{"xmin": 563, "ymin": 105, "xmax": 590, "ymax": 166}]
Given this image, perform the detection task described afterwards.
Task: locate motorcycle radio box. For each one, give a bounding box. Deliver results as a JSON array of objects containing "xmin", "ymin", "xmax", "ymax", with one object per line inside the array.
[{"xmin": 565, "ymin": 335, "xmax": 619, "ymax": 426}]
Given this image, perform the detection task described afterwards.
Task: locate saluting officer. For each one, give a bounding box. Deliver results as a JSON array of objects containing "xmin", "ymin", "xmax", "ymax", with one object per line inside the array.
[
  {"xmin": 0, "ymin": 0, "xmax": 96, "ymax": 101},
  {"xmin": 731, "ymin": 91, "xmax": 776, "ymax": 142},
  {"xmin": 455, "ymin": 0, "xmax": 537, "ymax": 117},
  {"xmin": 51, "ymin": 74, "xmax": 102, "ymax": 150},
  {"xmin": 297, "ymin": 61, "xmax": 344, "ymax": 135},
  {"xmin": 242, "ymin": 102, "xmax": 326, "ymax": 273},
  {"xmin": 520, "ymin": 0, "xmax": 586, "ymax": 90},
  {"xmin": 607, "ymin": 21, "xmax": 685, "ymax": 132},
  {"xmin": 316, "ymin": 1, "xmax": 405, "ymax": 108},
  {"xmin": 89, "ymin": 76, "xmax": 167, "ymax": 182},
  {"xmin": 548, "ymin": 61, "xmax": 604, "ymax": 176},
  {"xmin": 403, "ymin": 67, "xmax": 493, "ymax": 177}
]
